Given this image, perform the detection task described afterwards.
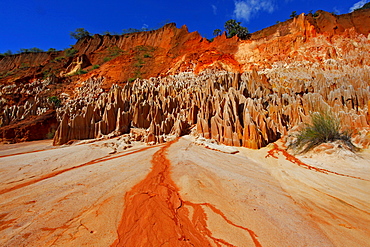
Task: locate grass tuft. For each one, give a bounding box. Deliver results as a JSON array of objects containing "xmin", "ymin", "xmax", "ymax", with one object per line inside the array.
[{"xmin": 288, "ymin": 111, "xmax": 358, "ymax": 153}]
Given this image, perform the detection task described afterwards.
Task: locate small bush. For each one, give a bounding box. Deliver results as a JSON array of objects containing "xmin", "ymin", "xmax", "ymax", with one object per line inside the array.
[
  {"xmin": 46, "ymin": 129, "xmax": 56, "ymax": 139},
  {"xmin": 52, "ymin": 56, "xmax": 65, "ymax": 62},
  {"xmin": 75, "ymin": 69, "xmax": 87, "ymax": 75},
  {"xmin": 70, "ymin": 28, "xmax": 90, "ymax": 40},
  {"xmin": 92, "ymin": 64, "xmax": 100, "ymax": 70},
  {"xmin": 48, "ymin": 96, "xmax": 61, "ymax": 107},
  {"xmin": 65, "ymin": 49, "xmax": 78, "ymax": 57},
  {"xmin": 103, "ymin": 46, "xmax": 123, "ymax": 62},
  {"xmin": 289, "ymin": 111, "xmax": 357, "ymax": 153}
]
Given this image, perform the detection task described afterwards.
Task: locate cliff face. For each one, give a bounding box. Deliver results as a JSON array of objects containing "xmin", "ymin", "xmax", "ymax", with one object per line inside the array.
[
  {"xmin": 0, "ymin": 10, "xmax": 370, "ymax": 147},
  {"xmin": 1, "ymin": 10, "xmax": 369, "ymax": 86}
]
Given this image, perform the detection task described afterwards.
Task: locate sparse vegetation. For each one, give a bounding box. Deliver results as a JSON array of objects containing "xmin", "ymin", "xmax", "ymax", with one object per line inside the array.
[
  {"xmin": 20, "ymin": 63, "xmax": 30, "ymax": 69},
  {"xmin": 213, "ymin": 29, "xmax": 222, "ymax": 37},
  {"xmin": 65, "ymin": 48, "xmax": 78, "ymax": 57},
  {"xmin": 75, "ymin": 69, "xmax": 87, "ymax": 75},
  {"xmin": 52, "ymin": 56, "xmax": 65, "ymax": 62},
  {"xmin": 122, "ymin": 27, "xmax": 153, "ymax": 35},
  {"xmin": 103, "ymin": 46, "xmax": 124, "ymax": 62},
  {"xmin": 290, "ymin": 11, "xmax": 298, "ymax": 18},
  {"xmin": 288, "ymin": 111, "xmax": 358, "ymax": 153},
  {"xmin": 46, "ymin": 129, "xmax": 56, "ymax": 139},
  {"xmin": 0, "ymin": 71, "xmax": 13, "ymax": 79},
  {"xmin": 48, "ymin": 96, "xmax": 61, "ymax": 107},
  {"xmin": 224, "ymin": 19, "xmax": 249, "ymax": 39},
  {"xmin": 70, "ymin": 28, "xmax": 91, "ymax": 40},
  {"xmin": 18, "ymin": 47, "xmax": 44, "ymax": 53},
  {"xmin": 1, "ymin": 50, "xmax": 13, "ymax": 56},
  {"xmin": 92, "ymin": 64, "xmax": 100, "ymax": 70},
  {"xmin": 213, "ymin": 20, "xmax": 249, "ymax": 40}
]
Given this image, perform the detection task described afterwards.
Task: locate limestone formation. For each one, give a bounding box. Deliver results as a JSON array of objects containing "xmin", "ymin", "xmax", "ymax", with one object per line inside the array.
[{"xmin": 53, "ymin": 67, "xmax": 370, "ymax": 148}]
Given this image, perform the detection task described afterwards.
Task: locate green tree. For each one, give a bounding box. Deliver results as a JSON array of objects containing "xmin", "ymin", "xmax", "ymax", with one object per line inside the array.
[
  {"xmin": 47, "ymin": 48, "xmax": 57, "ymax": 52},
  {"xmin": 224, "ymin": 19, "xmax": 249, "ymax": 39},
  {"xmin": 213, "ymin": 29, "xmax": 222, "ymax": 37},
  {"xmin": 70, "ymin": 28, "xmax": 91, "ymax": 40},
  {"xmin": 29, "ymin": 47, "xmax": 44, "ymax": 53},
  {"xmin": 290, "ymin": 11, "xmax": 298, "ymax": 18},
  {"xmin": 19, "ymin": 48, "xmax": 30, "ymax": 53},
  {"xmin": 3, "ymin": 50, "xmax": 13, "ymax": 56}
]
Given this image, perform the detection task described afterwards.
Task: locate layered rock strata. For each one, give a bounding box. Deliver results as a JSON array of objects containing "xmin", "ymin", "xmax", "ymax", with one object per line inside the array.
[{"xmin": 1, "ymin": 10, "xmax": 369, "ymax": 147}]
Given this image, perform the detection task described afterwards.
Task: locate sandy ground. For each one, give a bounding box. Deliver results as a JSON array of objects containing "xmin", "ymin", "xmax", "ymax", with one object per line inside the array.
[{"xmin": 0, "ymin": 136, "xmax": 369, "ymax": 246}]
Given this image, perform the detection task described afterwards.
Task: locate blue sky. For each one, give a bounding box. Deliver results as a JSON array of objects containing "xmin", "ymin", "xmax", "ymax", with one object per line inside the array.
[{"xmin": 0, "ymin": 0, "xmax": 368, "ymax": 53}]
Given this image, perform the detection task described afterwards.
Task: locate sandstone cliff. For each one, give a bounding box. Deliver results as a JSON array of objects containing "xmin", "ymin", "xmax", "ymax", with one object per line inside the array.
[{"xmin": 0, "ymin": 10, "xmax": 369, "ymax": 147}]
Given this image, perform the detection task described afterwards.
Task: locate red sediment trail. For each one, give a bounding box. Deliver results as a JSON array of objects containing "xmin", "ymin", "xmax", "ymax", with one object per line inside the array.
[
  {"xmin": 266, "ymin": 144, "xmax": 368, "ymax": 181},
  {"xmin": 0, "ymin": 149, "xmax": 53, "ymax": 159},
  {"xmin": 111, "ymin": 139, "xmax": 262, "ymax": 247},
  {"xmin": 0, "ymin": 145, "xmax": 159, "ymax": 195}
]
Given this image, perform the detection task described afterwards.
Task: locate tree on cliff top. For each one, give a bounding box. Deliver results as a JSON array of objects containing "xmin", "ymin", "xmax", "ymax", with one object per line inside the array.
[
  {"xmin": 223, "ymin": 19, "xmax": 249, "ymax": 39},
  {"xmin": 213, "ymin": 29, "xmax": 222, "ymax": 37},
  {"xmin": 70, "ymin": 28, "xmax": 91, "ymax": 40},
  {"xmin": 290, "ymin": 11, "xmax": 298, "ymax": 18}
]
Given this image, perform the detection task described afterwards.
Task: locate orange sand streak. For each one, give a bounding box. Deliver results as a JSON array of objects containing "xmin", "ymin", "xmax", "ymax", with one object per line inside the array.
[
  {"xmin": 111, "ymin": 139, "xmax": 262, "ymax": 247},
  {"xmin": 0, "ymin": 149, "xmax": 52, "ymax": 159},
  {"xmin": 265, "ymin": 144, "xmax": 368, "ymax": 181},
  {"xmin": 0, "ymin": 145, "xmax": 158, "ymax": 195}
]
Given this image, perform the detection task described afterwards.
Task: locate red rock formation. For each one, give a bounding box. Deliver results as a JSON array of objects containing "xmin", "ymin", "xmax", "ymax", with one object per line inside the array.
[
  {"xmin": 0, "ymin": 110, "xmax": 57, "ymax": 143},
  {"xmin": 1, "ymin": 9, "xmax": 370, "ymax": 147}
]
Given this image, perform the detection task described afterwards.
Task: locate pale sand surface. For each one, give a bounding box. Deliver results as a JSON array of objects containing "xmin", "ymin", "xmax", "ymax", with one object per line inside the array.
[{"xmin": 0, "ymin": 136, "xmax": 369, "ymax": 246}]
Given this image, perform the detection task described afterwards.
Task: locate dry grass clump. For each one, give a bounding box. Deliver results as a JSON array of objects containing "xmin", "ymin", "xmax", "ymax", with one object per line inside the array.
[{"xmin": 289, "ymin": 111, "xmax": 358, "ymax": 153}]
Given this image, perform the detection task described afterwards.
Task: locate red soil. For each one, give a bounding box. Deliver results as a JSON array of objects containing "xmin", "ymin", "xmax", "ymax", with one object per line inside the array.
[
  {"xmin": 266, "ymin": 143, "xmax": 368, "ymax": 181},
  {"xmin": 111, "ymin": 139, "xmax": 262, "ymax": 247}
]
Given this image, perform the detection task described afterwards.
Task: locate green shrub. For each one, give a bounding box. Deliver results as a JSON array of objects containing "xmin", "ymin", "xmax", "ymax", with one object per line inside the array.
[
  {"xmin": 75, "ymin": 69, "xmax": 87, "ymax": 75},
  {"xmin": 70, "ymin": 28, "xmax": 90, "ymax": 40},
  {"xmin": 52, "ymin": 56, "xmax": 65, "ymax": 62},
  {"xmin": 48, "ymin": 96, "xmax": 61, "ymax": 107},
  {"xmin": 46, "ymin": 129, "xmax": 56, "ymax": 139},
  {"xmin": 20, "ymin": 63, "xmax": 30, "ymax": 69},
  {"xmin": 18, "ymin": 47, "xmax": 44, "ymax": 53},
  {"xmin": 92, "ymin": 64, "xmax": 100, "ymax": 69},
  {"xmin": 103, "ymin": 46, "xmax": 123, "ymax": 62},
  {"xmin": 288, "ymin": 111, "xmax": 357, "ymax": 153},
  {"xmin": 65, "ymin": 49, "xmax": 78, "ymax": 57}
]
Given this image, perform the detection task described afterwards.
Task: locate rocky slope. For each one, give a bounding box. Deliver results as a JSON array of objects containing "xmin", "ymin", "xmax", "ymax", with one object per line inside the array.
[
  {"xmin": 0, "ymin": 10, "xmax": 370, "ymax": 147},
  {"xmin": 1, "ymin": 9, "xmax": 370, "ymax": 247}
]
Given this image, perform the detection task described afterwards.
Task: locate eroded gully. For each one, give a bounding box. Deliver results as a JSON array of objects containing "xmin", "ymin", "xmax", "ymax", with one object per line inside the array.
[{"xmin": 111, "ymin": 139, "xmax": 262, "ymax": 247}]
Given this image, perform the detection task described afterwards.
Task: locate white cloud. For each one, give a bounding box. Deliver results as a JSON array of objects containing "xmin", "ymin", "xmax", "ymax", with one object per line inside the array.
[
  {"xmin": 212, "ymin": 4, "xmax": 217, "ymax": 15},
  {"xmin": 234, "ymin": 0, "xmax": 275, "ymax": 22},
  {"xmin": 349, "ymin": 0, "xmax": 368, "ymax": 12}
]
